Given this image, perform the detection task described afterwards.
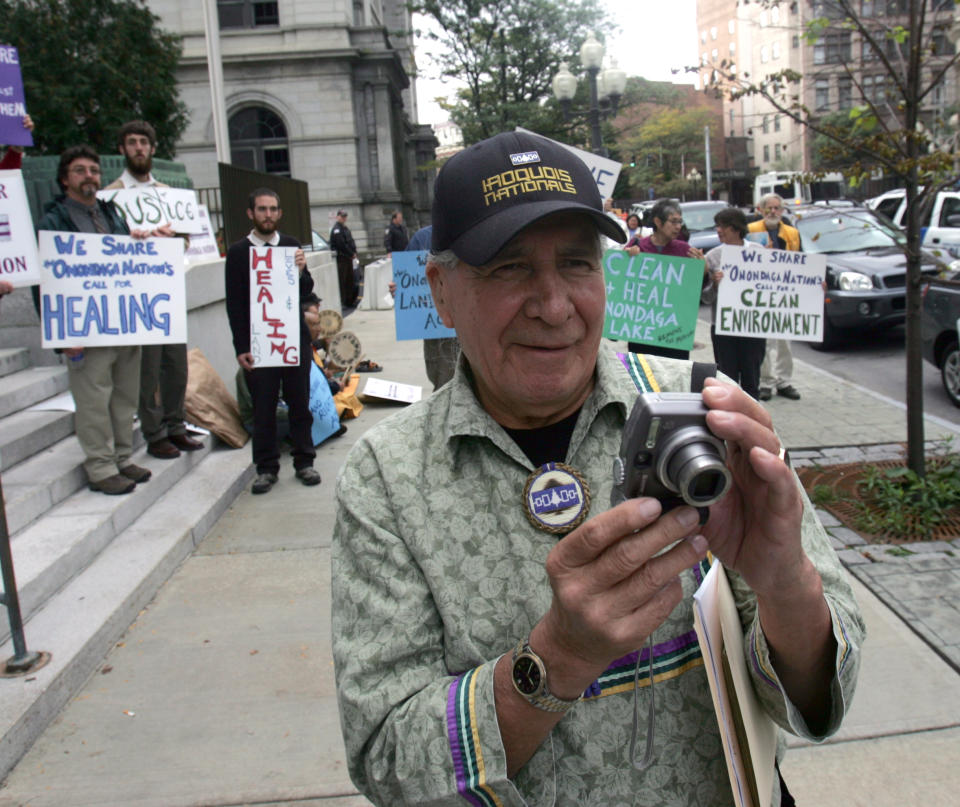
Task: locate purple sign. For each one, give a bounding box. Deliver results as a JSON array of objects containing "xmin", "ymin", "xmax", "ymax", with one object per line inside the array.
[{"xmin": 0, "ymin": 46, "xmax": 32, "ymax": 148}]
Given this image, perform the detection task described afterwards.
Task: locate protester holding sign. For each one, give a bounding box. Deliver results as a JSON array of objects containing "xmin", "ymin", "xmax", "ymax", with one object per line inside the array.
[
  {"xmin": 623, "ymin": 198, "xmax": 705, "ymax": 359},
  {"xmin": 35, "ymin": 145, "xmax": 157, "ymax": 495},
  {"xmin": 748, "ymin": 194, "xmax": 803, "ymax": 401},
  {"xmin": 702, "ymin": 208, "xmax": 768, "ymax": 399},
  {"xmin": 224, "ymin": 187, "xmax": 320, "ymax": 495},
  {"xmin": 104, "ymin": 120, "xmax": 203, "ymax": 460},
  {"xmin": 0, "ymin": 114, "xmax": 32, "ymax": 170}
]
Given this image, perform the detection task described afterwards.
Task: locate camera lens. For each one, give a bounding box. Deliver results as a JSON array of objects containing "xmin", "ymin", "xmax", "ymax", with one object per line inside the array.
[{"xmin": 656, "ymin": 428, "xmax": 732, "ymax": 508}]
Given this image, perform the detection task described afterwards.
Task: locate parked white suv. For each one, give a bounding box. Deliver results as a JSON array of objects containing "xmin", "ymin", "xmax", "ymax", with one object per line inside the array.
[{"xmin": 866, "ymin": 188, "xmax": 960, "ymax": 257}]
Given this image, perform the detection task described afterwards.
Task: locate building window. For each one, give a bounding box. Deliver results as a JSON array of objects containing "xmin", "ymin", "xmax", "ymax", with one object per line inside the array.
[
  {"xmin": 772, "ymin": 41, "xmax": 781, "ymax": 59},
  {"xmin": 228, "ymin": 106, "xmax": 290, "ymax": 175},
  {"xmin": 815, "ymin": 78, "xmax": 830, "ymax": 111},
  {"xmin": 762, "ymin": 115, "xmax": 769, "ymax": 134},
  {"xmin": 771, "ymin": 6, "xmax": 780, "ymax": 24},
  {"xmin": 774, "ymin": 115, "xmax": 781, "ymax": 132},
  {"xmin": 775, "ymin": 143, "xmax": 782, "ymax": 160},
  {"xmin": 712, "ymin": 48, "xmax": 719, "ymax": 61},
  {"xmin": 932, "ymin": 27, "xmax": 955, "ymax": 56},
  {"xmin": 792, "ymin": 34, "xmax": 799, "ymax": 48},
  {"xmin": 761, "ymin": 45, "xmax": 769, "ymax": 63},
  {"xmin": 729, "ymin": 42, "xmax": 736, "ymax": 55},
  {"xmin": 217, "ymin": 0, "xmax": 279, "ymax": 29},
  {"xmin": 728, "ymin": 19, "xmax": 735, "ymax": 34},
  {"xmin": 760, "ymin": 10, "xmax": 768, "ymax": 26},
  {"xmin": 814, "ymin": 32, "xmax": 851, "ymax": 64},
  {"xmin": 763, "ymin": 144, "xmax": 770, "ymax": 162},
  {"xmin": 729, "ymin": 108, "xmax": 735, "ymax": 135},
  {"xmin": 710, "ymin": 26, "xmax": 718, "ymax": 40},
  {"xmin": 701, "ymin": 30, "xmax": 707, "ymax": 44},
  {"xmin": 838, "ymin": 77, "xmax": 852, "ymax": 109}
]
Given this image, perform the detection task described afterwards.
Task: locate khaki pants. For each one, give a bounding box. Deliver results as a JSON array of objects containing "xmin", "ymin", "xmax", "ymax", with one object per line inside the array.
[
  {"xmin": 760, "ymin": 338, "xmax": 794, "ymax": 391},
  {"xmin": 68, "ymin": 345, "xmax": 141, "ymax": 482}
]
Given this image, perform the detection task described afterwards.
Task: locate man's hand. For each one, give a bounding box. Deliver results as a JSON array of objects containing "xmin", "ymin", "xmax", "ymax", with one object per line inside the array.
[
  {"xmin": 0, "ymin": 280, "xmax": 13, "ymax": 296},
  {"xmin": 531, "ymin": 500, "xmax": 709, "ymax": 698},
  {"xmin": 151, "ymin": 224, "xmax": 176, "ymax": 238},
  {"xmin": 129, "ymin": 228, "xmax": 152, "ymax": 240},
  {"xmin": 687, "ymin": 246, "xmax": 705, "ymax": 260},
  {"xmin": 63, "ymin": 347, "xmax": 83, "ymax": 358},
  {"xmin": 237, "ymin": 352, "xmax": 255, "ymax": 370},
  {"xmin": 699, "ymin": 378, "xmax": 806, "ymax": 598},
  {"xmin": 295, "ymin": 248, "xmax": 306, "ymax": 272}
]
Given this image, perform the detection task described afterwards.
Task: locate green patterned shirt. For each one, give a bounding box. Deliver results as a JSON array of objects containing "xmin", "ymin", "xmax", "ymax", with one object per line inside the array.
[{"xmin": 332, "ymin": 344, "xmax": 864, "ymax": 806}]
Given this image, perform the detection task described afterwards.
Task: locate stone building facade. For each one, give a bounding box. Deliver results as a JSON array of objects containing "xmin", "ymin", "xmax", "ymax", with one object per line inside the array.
[{"xmin": 147, "ymin": 0, "xmax": 437, "ymax": 251}]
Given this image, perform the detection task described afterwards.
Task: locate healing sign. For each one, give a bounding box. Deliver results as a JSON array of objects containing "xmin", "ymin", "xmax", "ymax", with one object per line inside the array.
[
  {"xmin": 0, "ymin": 170, "xmax": 41, "ymax": 286},
  {"xmin": 391, "ymin": 250, "xmax": 456, "ymax": 341},
  {"xmin": 602, "ymin": 250, "xmax": 705, "ymax": 351},
  {"xmin": 38, "ymin": 231, "xmax": 186, "ymax": 348},
  {"xmin": 97, "ymin": 187, "xmax": 204, "ymax": 234},
  {"xmin": 250, "ymin": 246, "xmax": 300, "ymax": 367},
  {"xmin": 714, "ymin": 244, "xmax": 826, "ymax": 342}
]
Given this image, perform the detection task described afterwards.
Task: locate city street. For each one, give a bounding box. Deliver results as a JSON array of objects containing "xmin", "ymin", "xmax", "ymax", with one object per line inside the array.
[{"xmin": 792, "ymin": 325, "xmax": 960, "ymax": 426}]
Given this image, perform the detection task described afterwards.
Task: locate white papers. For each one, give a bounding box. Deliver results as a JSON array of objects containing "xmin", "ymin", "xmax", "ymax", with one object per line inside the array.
[
  {"xmin": 692, "ymin": 561, "xmax": 777, "ymax": 807},
  {"xmin": 361, "ymin": 377, "xmax": 421, "ymax": 404}
]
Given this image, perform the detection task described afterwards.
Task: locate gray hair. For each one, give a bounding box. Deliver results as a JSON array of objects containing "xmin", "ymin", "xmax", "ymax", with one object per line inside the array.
[
  {"xmin": 428, "ymin": 226, "xmax": 603, "ymax": 270},
  {"xmin": 758, "ymin": 193, "xmax": 783, "ymax": 211}
]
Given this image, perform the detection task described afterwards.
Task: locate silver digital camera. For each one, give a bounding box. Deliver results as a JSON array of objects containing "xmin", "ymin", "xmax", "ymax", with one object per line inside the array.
[{"xmin": 611, "ymin": 392, "xmax": 732, "ymax": 514}]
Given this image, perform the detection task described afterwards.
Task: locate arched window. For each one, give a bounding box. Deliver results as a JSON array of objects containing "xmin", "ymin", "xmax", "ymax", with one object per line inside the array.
[{"xmin": 229, "ymin": 106, "xmax": 290, "ymax": 176}]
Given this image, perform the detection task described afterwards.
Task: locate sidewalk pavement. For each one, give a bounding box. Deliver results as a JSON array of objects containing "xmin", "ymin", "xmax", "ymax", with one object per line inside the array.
[{"xmin": 1, "ymin": 310, "xmax": 959, "ymax": 806}]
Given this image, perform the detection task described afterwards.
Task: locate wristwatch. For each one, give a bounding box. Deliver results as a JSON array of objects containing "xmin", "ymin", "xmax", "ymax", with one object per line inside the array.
[{"xmin": 511, "ymin": 638, "xmax": 582, "ymax": 714}]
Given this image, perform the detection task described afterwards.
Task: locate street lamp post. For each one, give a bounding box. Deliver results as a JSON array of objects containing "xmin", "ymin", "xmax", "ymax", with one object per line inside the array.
[
  {"xmin": 686, "ymin": 167, "xmax": 702, "ymax": 201},
  {"xmin": 552, "ymin": 33, "xmax": 627, "ymax": 156}
]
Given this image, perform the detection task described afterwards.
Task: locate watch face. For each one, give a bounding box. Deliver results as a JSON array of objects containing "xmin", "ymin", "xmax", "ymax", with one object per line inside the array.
[{"xmin": 513, "ymin": 654, "xmax": 543, "ymax": 696}]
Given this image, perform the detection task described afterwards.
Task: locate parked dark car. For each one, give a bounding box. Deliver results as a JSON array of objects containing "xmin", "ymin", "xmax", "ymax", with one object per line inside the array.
[
  {"xmin": 679, "ymin": 200, "xmax": 733, "ymax": 252},
  {"xmin": 790, "ymin": 204, "xmax": 953, "ymax": 349},
  {"xmin": 921, "ymin": 277, "xmax": 960, "ymax": 407}
]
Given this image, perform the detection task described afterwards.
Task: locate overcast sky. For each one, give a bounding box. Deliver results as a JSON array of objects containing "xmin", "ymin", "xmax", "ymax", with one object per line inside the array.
[{"xmin": 414, "ymin": 0, "xmax": 699, "ymax": 126}]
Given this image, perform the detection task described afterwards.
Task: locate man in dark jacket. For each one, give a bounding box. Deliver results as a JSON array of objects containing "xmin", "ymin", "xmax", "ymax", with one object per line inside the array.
[
  {"xmin": 383, "ymin": 210, "xmax": 408, "ymax": 253},
  {"xmin": 329, "ymin": 209, "xmax": 358, "ymax": 308},
  {"xmin": 225, "ymin": 188, "xmax": 320, "ymax": 495},
  {"xmin": 35, "ymin": 146, "xmax": 154, "ymax": 495}
]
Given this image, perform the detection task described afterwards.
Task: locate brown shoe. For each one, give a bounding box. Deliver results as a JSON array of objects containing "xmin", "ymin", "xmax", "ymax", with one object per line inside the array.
[
  {"xmin": 119, "ymin": 463, "xmax": 151, "ymax": 483},
  {"xmin": 148, "ymin": 438, "xmax": 181, "ymax": 459},
  {"xmin": 89, "ymin": 474, "xmax": 136, "ymax": 495},
  {"xmin": 169, "ymin": 433, "xmax": 204, "ymax": 451}
]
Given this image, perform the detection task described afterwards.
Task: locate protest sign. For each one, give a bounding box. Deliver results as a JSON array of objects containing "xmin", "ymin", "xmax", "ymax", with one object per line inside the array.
[
  {"xmin": 391, "ymin": 250, "xmax": 456, "ymax": 341},
  {"xmin": 361, "ymin": 376, "xmax": 422, "ymax": 404},
  {"xmin": 249, "ymin": 245, "xmax": 301, "ymax": 368},
  {"xmin": 309, "ymin": 360, "xmax": 341, "ymax": 445},
  {"xmin": 0, "ymin": 46, "xmax": 31, "ymax": 147},
  {"xmin": 603, "ymin": 249, "xmax": 705, "ymax": 351},
  {"xmin": 0, "ymin": 169, "xmax": 40, "ymax": 286},
  {"xmin": 714, "ymin": 244, "xmax": 826, "ymax": 342},
  {"xmin": 184, "ymin": 204, "xmax": 220, "ymax": 264},
  {"xmin": 96, "ymin": 187, "xmax": 204, "ymax": 234},
  {"xmin": 515, "ymin": 127, "xmax": 621, "ymax": 200},
  {"xmin": 38, "ymin": 231, "xmax": 185, "ymax": 348}
]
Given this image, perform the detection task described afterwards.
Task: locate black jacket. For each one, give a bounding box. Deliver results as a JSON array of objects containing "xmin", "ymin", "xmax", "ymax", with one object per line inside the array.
[
  {"xmin": 224, "ymin": 233, "xmax": 314, "ymax": 356},
  {"xmin": 329, "ymin": 222, "xmax": 356, "ymax": 257},
  {"xmin": 384, "ymin": 221, "xmax": 409, "ymax": 252}
]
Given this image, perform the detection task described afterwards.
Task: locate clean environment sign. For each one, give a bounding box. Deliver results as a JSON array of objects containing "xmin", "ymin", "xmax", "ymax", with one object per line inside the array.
[
  {"xmin": 0, "ymin": 46, "xmax": 31, "ymax": 147},
  {"xmin": 97, "ymin": 187, "xmax": 204, "ymax": 234},
  {"xmin": 250, "ymin": 245, "xmax": 300, "ymax": 367},
  {"xmin": 0, "ymin": 169, "xmax": 40, "ymax": 286},
  {"xmin": 392, "ymin": 250, "xmax": 456, "ymax": 341},
  {"xmin": 603, "ymin": 249, "xmax": 704, "ymax": 351},
  {"xmin": 38, "ymin": 231, "xmax": 186, "ymax": 348},
  {"xmin": 714, "ymin": 244, "xmax": 826, "ymax": 342}
]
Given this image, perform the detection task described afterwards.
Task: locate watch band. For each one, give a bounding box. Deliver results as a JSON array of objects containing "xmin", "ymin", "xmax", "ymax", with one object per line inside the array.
[{"xmin": 511, "ymin": 639, "xmax": 582, "ymax": 714}]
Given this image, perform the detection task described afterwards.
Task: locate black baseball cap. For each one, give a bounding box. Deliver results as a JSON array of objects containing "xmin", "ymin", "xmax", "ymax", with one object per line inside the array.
[{"xmin": 431, "ymin": 131, "xmax": 626, "ymax": 265}]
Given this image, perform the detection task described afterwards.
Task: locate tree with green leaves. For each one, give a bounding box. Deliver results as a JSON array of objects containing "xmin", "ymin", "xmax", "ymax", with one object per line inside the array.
[
  {"xmin": 0, "ymin": 0, "xmax": 188, "ymax": 157},
  {"xmin": 412, "ymin": 0, "xmax": 613, "ymax": 146},
  {"xmin": 705, "ymin": 0, "xmax": 960, "ymax": 477}
]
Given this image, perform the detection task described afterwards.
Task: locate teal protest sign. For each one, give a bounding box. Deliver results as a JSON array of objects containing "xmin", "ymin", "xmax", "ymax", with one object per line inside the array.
[
  {"xmin": 602, "ymin": 249, "xmax": 705, "ymax": 350},
  {"xmin": 392, "ymin": 250, "xmax": 456, "ymax": 341}
]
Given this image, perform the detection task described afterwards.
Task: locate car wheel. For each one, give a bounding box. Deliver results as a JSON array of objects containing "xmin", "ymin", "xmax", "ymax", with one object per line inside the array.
[
  {"xmin": 810, "ymin": 312, "xmax": 842, "ymax": 351},
  {"xmin": 942, "ymin": 340, "xmax": 960, "ymax": 408}
]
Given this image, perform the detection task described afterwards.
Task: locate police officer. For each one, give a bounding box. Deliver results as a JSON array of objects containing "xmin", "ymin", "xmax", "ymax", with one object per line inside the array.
[{"xmin": 329, "ymin": 209, "xmax": 358, "ymax": 308}]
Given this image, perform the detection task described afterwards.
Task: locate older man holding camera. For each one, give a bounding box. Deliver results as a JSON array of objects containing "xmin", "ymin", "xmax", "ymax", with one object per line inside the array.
[{"xmin": 332, "ymin": 131, "xmax": 863, "ymax": 806}]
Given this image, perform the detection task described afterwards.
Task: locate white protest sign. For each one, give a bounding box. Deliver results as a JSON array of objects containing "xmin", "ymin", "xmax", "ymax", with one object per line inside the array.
[
  {"xmin": 184, "ymin": 204, "xmax": 220, "ymax": 264},
  {"xmin": 0, "ymin": 170, "xmax": 41, "ymax": 286},
  {"xmin": 38, "ymin": 231, "xmax": 186, "ymax": 348},
  {"xmin": 96, "ymin": 187, "xmax": 204, "ymax": 234},
  {"xmin": 515, "ymin": 127, "xmax": 621, "ymax": 200},
  {"xmin": 715, "ymin": 244, "xmax": 826, "ymax": 342},
  {"xmin": 361, "ymin": 376, "xmax": 422, "ymax": 404},
  {"xmin": 249, "ymin": 246, "xmax": 301, "ymax": 368}
]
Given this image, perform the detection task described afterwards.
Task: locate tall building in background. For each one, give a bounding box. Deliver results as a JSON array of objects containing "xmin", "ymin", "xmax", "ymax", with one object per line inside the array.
[
  {"xmin": 147, "ymin": 0, "xmax": 438, "ymax": 249},
  {"xmin": 698, "ymin": 0, "xmax": 958, "ymax": 197}
]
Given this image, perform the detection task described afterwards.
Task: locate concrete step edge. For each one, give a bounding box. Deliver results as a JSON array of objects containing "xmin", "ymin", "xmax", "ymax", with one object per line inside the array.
[
  {"xmin": 0, "ymin": 410, "xmax": 75, "ymax": 472},
  {"xmin": 0, "ymin": 348, "xmax": 29, "ymax": 379},
  {"xmin": 0, "ymin": 445, "xmax": 254, "ymax": 779},
  {"xmin": 0, "ymin": 366, "xmax": 69, "ymax": 421},
  {"xmin": 2, "ymin": 441, "xmax": 212, "ymax": 637}
]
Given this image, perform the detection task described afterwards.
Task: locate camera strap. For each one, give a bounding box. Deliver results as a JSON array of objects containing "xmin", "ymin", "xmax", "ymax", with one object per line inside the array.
[{"xmin": 689, "ymin": 361, "xmax": 717, "ymax": 393}]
